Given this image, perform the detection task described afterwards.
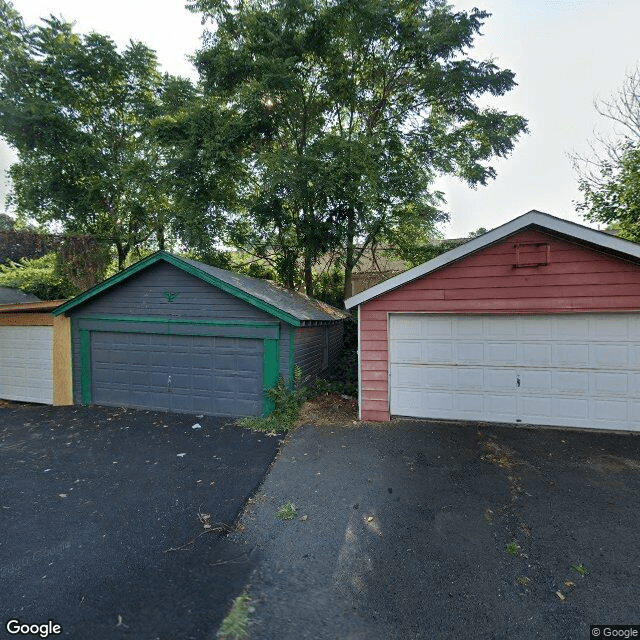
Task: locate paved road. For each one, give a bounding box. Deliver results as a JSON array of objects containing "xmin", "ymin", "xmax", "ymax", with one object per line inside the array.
[
  {"xmin": 230, "ymin": 420, "xmax": 640, "ymax": 640},
  {"xmin": 0, "ymin": 406, "xmax": 281, "ymax": 639}
]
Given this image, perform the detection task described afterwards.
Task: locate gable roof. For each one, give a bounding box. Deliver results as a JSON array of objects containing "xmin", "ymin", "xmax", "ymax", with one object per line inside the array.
[
  {"xmin": 53, "ymin": 251, "xmax": 350, "ymax": 325},
  {"xmin": 0, "ymin": 286, "xmax": 41, "ymax": 304},
  {"xmin": 345, "ymin": 210, "xmax": 640, "ymax": 309}
]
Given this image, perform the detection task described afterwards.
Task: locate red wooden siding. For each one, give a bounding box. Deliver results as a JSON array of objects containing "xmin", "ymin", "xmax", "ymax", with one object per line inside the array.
[{"xmin": 359, "ymin": 229, "xmax": 640, "ymax": 421}]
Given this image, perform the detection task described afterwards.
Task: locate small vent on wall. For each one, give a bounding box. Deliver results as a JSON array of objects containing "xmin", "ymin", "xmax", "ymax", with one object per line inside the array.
[{"xmin": 514, "ymin": 242, "xmax": 550, "ymax": 268}]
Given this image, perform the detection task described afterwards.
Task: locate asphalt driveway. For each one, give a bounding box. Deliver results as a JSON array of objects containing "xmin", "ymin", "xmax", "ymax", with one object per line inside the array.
[
  {"xmin": 0, "ymin": 405, "xmax": 281, "ymax": 639},
  {"xmin": 231, "ymin": 419, "xmax": 640, "ymax": 639}
]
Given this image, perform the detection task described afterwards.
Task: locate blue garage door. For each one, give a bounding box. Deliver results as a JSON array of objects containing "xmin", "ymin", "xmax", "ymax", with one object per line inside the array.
[{"xmin": 90, "ymin": 332, "xmax": 263, "ymax": 416}]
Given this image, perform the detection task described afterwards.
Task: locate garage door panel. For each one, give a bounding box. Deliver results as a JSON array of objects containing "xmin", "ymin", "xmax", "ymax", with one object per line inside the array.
[
  {"xmin": 486, "ymin": 342, "xmax": 517, "ymax": 364},
  {"xmin": 0, "ymin": 326, "xmax": 53, "ymax": 404},
  {"xmin": 455, "ymin": 342, "xmax": 484, "ymax": 362},
  {"xmin": 594, "ymin": 372, "xmax": 628, "ymax": 394},
  {"xmin": 556, "ymin": 315, "xmax": 589, "ymax": 339},
  {"xmin": 519, "ymin": 343, "xmax": 551, "ymax": 366},
  {"xmin": 592, "ymin": 399, "xmax": 627, "ymax": 421},
  {"xmin": 485, "ymin": 394, "xmax": 518, "ymax": 417},
  {"xmin": 591, "ymin": 344, "xmax": 628, "ymax": 368},
  {"xmin": 521, "ymin": 369, "xmax": 552, "ymax": 391},
  {"xmin": 552, "ymin": 343, "xmax": 590, "ymax": 367},
  {"xmin": 389, "ymin": 313, "xmax": 640, "ymax": 430},
  {"xmin": 552, "ymin": 371, "xmax": 589, "ymax": 394},
  {"xmin": 90, "ymin": 332, "xmax": 263, "ymax": 416},
  {"xmin": 457, "ymin": 368, "xmax": 484, "ymax": 389}
]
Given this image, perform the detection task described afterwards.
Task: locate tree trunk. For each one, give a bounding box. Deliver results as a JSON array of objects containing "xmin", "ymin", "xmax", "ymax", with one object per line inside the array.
[
  {"xmin": 342, "ymin": 205, "xmax": 357, "ymax": 300},
  {"xmin": 304, "ymin": 253, "xmax": 314, "ymax": 297},
  {"xmin": 157, "ymin": 225, "xmax": 165, "ymax": 251},
  {"xmin": 115, "ymin": 241, "xmax": 128, "ymax": 271}
]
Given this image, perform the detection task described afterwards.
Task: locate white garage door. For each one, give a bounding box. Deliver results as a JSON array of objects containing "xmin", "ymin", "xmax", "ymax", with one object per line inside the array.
[
  {"xmin": 0, "ymin": 326, "xmax": 53, "ymax": 404},
  {"xmin": 389, "ymin": 313, "xmax": 640, "ymax": 431}
]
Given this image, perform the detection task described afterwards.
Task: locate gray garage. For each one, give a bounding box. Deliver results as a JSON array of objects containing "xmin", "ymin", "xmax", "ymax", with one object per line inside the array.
[{"xmin": 53, "ymin": 252, "xmax": 349, "ymax": 416}]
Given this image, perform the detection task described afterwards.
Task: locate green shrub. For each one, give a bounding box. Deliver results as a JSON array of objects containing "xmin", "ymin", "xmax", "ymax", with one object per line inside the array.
[{"xmin": 238, "ymin": 369, "xmax": 307, "ymax": 433}]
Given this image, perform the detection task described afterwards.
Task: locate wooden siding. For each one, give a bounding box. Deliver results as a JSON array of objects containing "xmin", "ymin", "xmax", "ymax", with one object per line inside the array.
[
  {"xmin": 0, "ymin": 313, "xmax": 53, "ymax": 326},
  {"xmin": 70, "ymin": 262, "xmax": 276, "ymax": 322},
  {"xmin": 359, "ymin": 229, "xmax": 640, "ymax": 421},
  {"xmin": 294, "ymin": 322, "xmax": 344, "ymax": 385},
  {"xmin": 52, "ymin": 315, "xmax": 72, "ymax": 405}
]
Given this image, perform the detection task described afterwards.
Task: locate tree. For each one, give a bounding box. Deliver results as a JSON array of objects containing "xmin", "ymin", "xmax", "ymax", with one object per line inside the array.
[
  {"xmin": 180, "ymin": 0, "xmax": 527, "ymax": 298},
  {"xmin": 577, "ymin": 144, "xmax": 640, "ymax": 240},
  {"xmin": 572, "ymin": 67, "xmax": 640, "ymax": 193},
  {"xmin": 0, "ymin": 253, "xmax": 77, "ymax": 300},
  {"xmin": 0, "ymin": 2, "xmax": 189, "ymax": 269},
  {"xmin": 574, "ymin": 68, "xmax": 640, "ymax": 240}
]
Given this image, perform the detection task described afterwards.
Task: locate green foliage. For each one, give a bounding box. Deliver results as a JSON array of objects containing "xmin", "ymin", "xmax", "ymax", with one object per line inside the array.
[
  {"xmin": 217, "ymin": 593, "xmax": 251, "ymax": 640},
  {"xmin": 275, "ymin": 502, "xmax": 298, "ymax": 520},
  {"xmin": 571, "ymin": 563, "xmax": 589, "ymax": 576},
  {"xmin": 172, "ymin": 0, "xmax": 528, "ymax": 300},
  {"xmin": 505, "ymin": 541, "xmax": 520, "ymax": 556},
  {"xmin": 313, "ymin": 267, "xmax": 345, "ymax": 308},
  {"xmin": 238, "ymin": 369, "xmax": 307, "ymax": 433},
  {"xmin": 578, "ymin": 144, "xmax": 640, "ymax": 242},
  {"xmin": 0, "ymin": 253, "xmax": 77, "ymax": 299},
  {"xmin": 0, "ymin": 3, "xmax": 191, "ymax": 269}
]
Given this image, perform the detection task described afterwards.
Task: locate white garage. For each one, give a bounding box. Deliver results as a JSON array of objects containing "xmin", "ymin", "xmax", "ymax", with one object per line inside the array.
[
  {"xmin": 0, "ymin": 300, "xmax": 72, "ymax": 406},
  {"xmin": 346, "ymin": 210, "xmax": 640, "ymax": 430},
  {"xmin": 0, "ymin": 325, "xmax": 54, "ymax": 404},
  {"xmin": 389, "ymin": 313, "xmax": 640, "ymax": 431}
]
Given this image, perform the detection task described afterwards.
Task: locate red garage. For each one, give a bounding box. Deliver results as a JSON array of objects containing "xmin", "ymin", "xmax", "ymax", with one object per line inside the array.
[{"xmin": 345, "ymin": 210, "xmax": 640, "ymax": 431}]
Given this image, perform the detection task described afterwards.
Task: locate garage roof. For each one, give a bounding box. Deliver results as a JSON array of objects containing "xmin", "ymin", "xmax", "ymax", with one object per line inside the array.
[
  {"xmin": 53, "ymin": 251, "xmax": 350, "ymax": 326},
  {"xmin": 345, "ymin": 210, "xmax": 640, "ymax": 309}
]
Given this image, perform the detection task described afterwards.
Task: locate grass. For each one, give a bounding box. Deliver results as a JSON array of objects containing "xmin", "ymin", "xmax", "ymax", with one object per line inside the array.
[
  {"xmin": 276, "ymin": 501, "xmax": 298, "ymax": 520},
  {"xmin": 217, "ymin": 593, "xmax": 251, "ymax": 640},
  {"xmin": 572, "ymin": 563, "xmax": 589, "ymax": 576},
  {"xmin": 505, "ymin": 541, "xmax": 520, "ymax": 556},
  {"xmin": 517, "ymin": 577, "xmax": 530, "ymax": 586}
]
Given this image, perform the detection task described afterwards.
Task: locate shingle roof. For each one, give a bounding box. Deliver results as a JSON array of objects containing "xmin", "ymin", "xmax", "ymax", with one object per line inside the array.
[
  {"xmin": 53, "ymin": 251, "xmax": 350, "ymax": 325},
  {"xmin": 0, "ymin": 287, "xmax": 41, "ymax": 304},
  {"xmin": 178, "ymin": 256, "xmax": 350, "ymax": 322}
]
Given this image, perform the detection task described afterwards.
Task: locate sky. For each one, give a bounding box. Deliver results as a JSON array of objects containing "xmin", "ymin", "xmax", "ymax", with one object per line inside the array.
[{"xmin": 1, "ymin": 0, "xmax": 639, "ymax": 237}]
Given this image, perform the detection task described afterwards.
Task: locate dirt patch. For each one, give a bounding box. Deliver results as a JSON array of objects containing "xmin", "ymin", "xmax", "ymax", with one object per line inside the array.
[
  {"xmin": 588, "ymin": 453, "xmax": 640, "ymax": 473},
  {"xmin": 478, "ymin": 431, "xmax": 518, "ymax": 471},
  {"xmin": 295, "ymin": 393, "xmax": 358, "ymax": 427}
]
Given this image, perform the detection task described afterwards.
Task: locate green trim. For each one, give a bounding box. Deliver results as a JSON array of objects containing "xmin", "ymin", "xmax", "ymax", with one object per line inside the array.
[
  {"xmin": 52, "ymin": 251, "xmax": 302, "ymax": 326},
  {"xmin": 262, "ymin": 338, "xmax": 280, "ymax": 417},
  {"xmin": 77, "ymin": 326, "xmax": 272, "ymax": 340},
  {"xmin": 288, "ymin": 328, "xmax": 295, "ymax": 390},
  {"xmin": 77, "ymin": 315, "xmax": 279, "ymax": 329},
  {"xmin": 79, "ymin": 329, "xmax": 91, "ymax": 405}
]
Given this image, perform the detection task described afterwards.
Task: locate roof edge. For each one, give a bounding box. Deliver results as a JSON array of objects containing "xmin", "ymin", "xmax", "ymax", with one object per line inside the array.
[
  {"xmin": 345, "ymin": 210, "xmax": 640, "ymax": 309},
  {"xmin": 0, "ymin": 300, "xmax": 66, "ymax": 313}
]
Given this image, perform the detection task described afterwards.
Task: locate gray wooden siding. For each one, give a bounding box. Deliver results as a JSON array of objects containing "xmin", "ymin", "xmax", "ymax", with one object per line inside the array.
[
  {"xmin": 294, "ymin": 322, "xmax": 344, "ymax": 385},
  {"xmin": 71, "ymin": 262, "xmax": 276, "ymax": 322}
]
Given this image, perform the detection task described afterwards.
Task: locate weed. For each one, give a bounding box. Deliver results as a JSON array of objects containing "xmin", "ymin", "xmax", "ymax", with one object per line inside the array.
[
  {"xmin": 276, "ymin": 501, "xmax": 298, "ymax": 520},
  {"xmin": 517, "ymin": 577, "xmax": 530, "ymax": 586},
  {"xmin": 238, "ymin": 369, "xmax": 307, "ymax": 433},
  {"xmin": 571, "ymin": 563, "xmax": 588, "ymax": 576},
  {"xmin": 217, "ymin": 593, "xmax": 251, "ymax": 640},
  {"xmin": 505, "ymin": 541, "xmax": 520, "ymax": 556}
]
